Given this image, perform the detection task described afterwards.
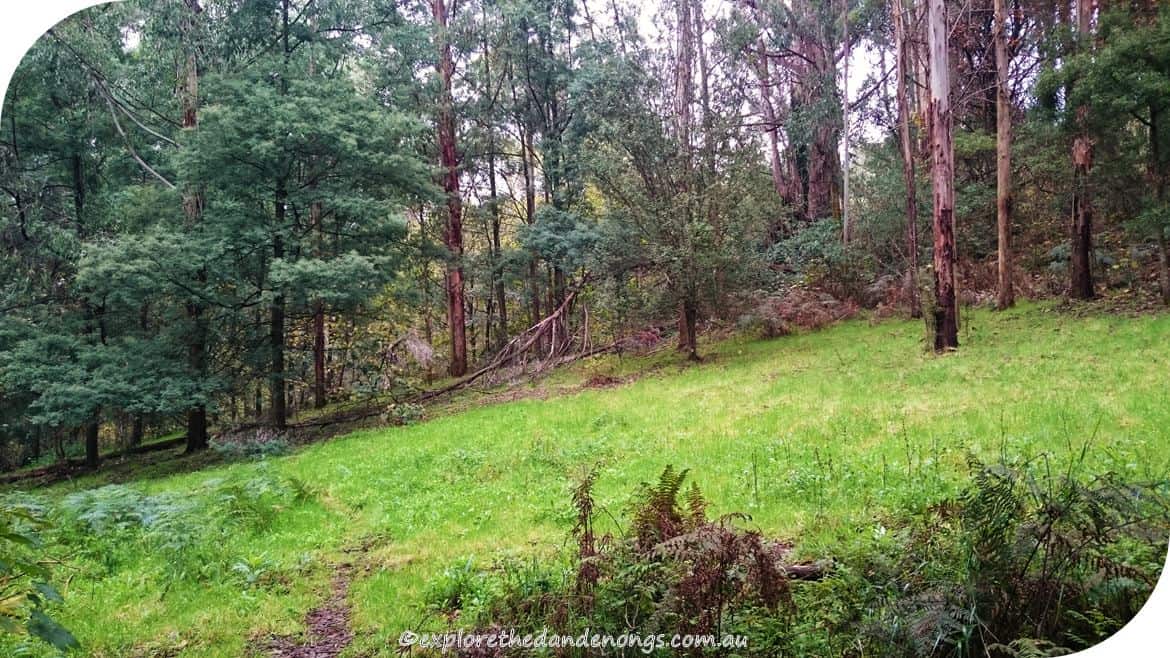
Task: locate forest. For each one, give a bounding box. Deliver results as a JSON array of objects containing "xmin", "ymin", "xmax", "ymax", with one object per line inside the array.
[{"xmin": 0, "ymin": 0, "xmax": 1169, "ymax": 656}]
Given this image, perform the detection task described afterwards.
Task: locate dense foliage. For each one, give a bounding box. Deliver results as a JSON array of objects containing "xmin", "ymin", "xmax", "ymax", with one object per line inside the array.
[
  {"xmin": 2, "ymin": 1, "xmax": 1170, "ymax": 652},
  {"xmin": 3, "ymin": 0, "xmax": 1169, "ymax": 469},
  {"xmin": 421, "ymin": 460, "xmax": 1170, "ymax": 657}
]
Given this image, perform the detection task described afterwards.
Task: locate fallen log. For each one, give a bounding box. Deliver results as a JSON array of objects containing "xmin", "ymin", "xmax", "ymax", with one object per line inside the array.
[{"xmin": 782, "ymin": 561, "xmax": 829, "ymax": 581}]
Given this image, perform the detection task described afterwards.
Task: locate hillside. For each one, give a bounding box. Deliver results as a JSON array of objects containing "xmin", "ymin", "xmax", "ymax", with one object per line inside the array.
[{"xmin": 3, "ymin": 304, "xmax": 1167, "ymax": 657}]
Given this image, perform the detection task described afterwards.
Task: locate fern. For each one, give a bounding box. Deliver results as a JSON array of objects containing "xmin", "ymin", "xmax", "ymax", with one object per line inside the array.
[
  {"xmin": 632, "ymin": 465, "xmax": 690, "ymax": 550},
  {"xmin": 987, "ymin": 638, "xmax": 1073, "ymax": 657}
]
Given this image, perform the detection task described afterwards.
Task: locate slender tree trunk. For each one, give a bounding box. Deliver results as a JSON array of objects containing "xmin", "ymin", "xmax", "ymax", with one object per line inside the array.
[
  {"xmin": 841, "ymin": 0, "xmax": 851, "ymax": 244},
  {"xmin": 744, "ymin": 0, "xmax": 796, "ymax": 237},
  {"xmin": 927, "ymin": 0, "xmax": 958, "ymax": 351},
  {"xmin": 84, "ymin": 421, "xmax": 99, "ymax": 468},
  {"xmin": 29, "ymin": 427, "xmax": 40, "ymax": 463},
  {"xmin": 893, "ymin": 0, "xmax": 921, "ymax": 318},
  {"xmin": 433, "ymin": 0, "xmax": 467, "ymax": 377},
  {"xmin": 1159, "ymin": 232, "xmax": 1170, "ymax": 306},
  {"xmin": 180, "ymin": 1, "xmax": 208, "ymax": 453},
  {"xmin": 313, "ymin": 305, "xmax": 326, "ymax": 408},
  {"xmin": 1069, "ymin": 0, "xmax": 1095, "ymax": 300},
  {"xmin": 674, "ymin": 0, "xmax": 699, "ymax": 354},
  {"xmin": 487, "ymin": 139, "xmax": 506, "ymax": 349},
  {"xmin": 491, "ymin": 193, "xmax": 507, "ymax": 346},
  {"xmin": 480, "ymin": 8, "xmax": 507, "ymax": 349},
  {"xmin": 129, "ymin": 415, "xmax": 144, "ymax": 448},
  {"xmin": 521, "ymin": 126, "xmax": 542, "ymax": 339},
  {"xmin": 311, "ymin": 200, "xmax": 327, "ymax": 408},
  {"xmin": 70, "ymin": 116, "xmax": 104, "ymax": 466},
  {"xmin": 681, "ymin": 297, "xmax": 699, "ymax": 361},
  {"xmin": 994, "ymin": 0, "xmax": 1015, "ymax": 309},
  {"xmin": 270, "ymin": 199, "xmax": 287, "ymax": 428},
  {"xmin": 306, "ymin": 17, "xmax": 328, "ymax": 409},
  {"xmin": 914, "ymin": 0, "xmax": 932, "ymax": 157},
  {"xmin": 267, "ymin": 3, "xmax": 291, "ymax": 429}
]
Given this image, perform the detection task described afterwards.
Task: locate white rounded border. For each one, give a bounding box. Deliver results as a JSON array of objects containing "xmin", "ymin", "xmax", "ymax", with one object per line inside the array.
[{"xmin": 0, "ymin": 1, "xmax": 1167, "ymax": 656}]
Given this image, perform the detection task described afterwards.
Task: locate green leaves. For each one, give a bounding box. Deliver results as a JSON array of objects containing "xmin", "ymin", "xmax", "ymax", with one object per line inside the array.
[
  {"xmin": 520, "ymin": 207, "xmax": 600, "ymax": 272},
  {"xmin": 0, "ymin": 503, "xmax": 78, "ymax": 652},
  {"xmin": 27, "ymin": 609, "xmax": 79, "ymax": 651}
]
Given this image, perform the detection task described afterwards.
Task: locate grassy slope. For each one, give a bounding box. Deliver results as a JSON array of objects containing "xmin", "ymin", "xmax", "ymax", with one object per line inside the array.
[{"xmin": 26, "ymin": 303, "xmax": 1170, "ymax": 656}]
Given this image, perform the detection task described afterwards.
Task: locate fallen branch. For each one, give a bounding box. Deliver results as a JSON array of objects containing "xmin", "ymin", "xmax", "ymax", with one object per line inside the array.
[
  {"xmin": 414, "ymin": 290, "xmax": 582, "ymax": 402},
  {"xmin": 782, "ymin": 562, "xmax": 829, "ymax": 581}
]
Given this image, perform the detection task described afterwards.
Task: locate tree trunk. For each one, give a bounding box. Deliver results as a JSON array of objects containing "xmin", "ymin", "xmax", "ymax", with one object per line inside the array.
[
  {"xmin": 481, "ymin": 11, "xmax": 507, "ymax": 349},
  {"xmin": 520, "ymin": 127, "xmax": 542, "ymax": 342},
  {"xmin": 994, "ymin": 0, "xmax": 1015, "ymax": 309},
  {"xmin": 793, "ymin": 0, "xmax": 842, "ymax": 223},
  {"xmin": 675, "ymin": 0, "xmax": 699, "ymax": 354},
  {"xmin": 129, "ymin": 415, "xmax": 144, "ymax": 448},
  {"xmin": 29, "ymin": 427, "xmax": 40, "ymax": 463},
  {"xmin": 313, "ymin": 304, "xmax": 327, "ymax": 408},
  {"xmin": 744, "ymin": 0, "xmax": 799, "ymax": 235},
  {"xmin": 914, "ymin": 0, "xmax": 932, "ymax": 157},
  {"xmin": 681, "ymin": 298, "xmax": 699, "ymax": 361},
  {"xmin": 266, "ymin": 0, "xmax": 289, "ymax": 429},
  {"xmin": 181, "ymin": 0, "xmax": 208, "ymax": 454},
  {"xmin": 312, "ymin": 199, "xmax": 327, "ymax": 409},
  {"xmin": 927, "ymin": 0, "xmax": 958, "ymax": 351},
  {"xmin": 892, "ymin": 0, "xmax": 921, "ymax": 318},
  {"xmin": 84, "ymin": 420, "xmax": 99, "ymax": 468},
  {"xmin": 841, "ymin": 0, "xmax": 851, "ymax": 244},
  {"xmin": 270, "ymin": 196, "xmax": 287, "ymax": 428},
  {"xmin": 1159, "ymin": 233, "xmax": 1170, "ymax": 306},
  {"xmin": 433, "ymin": 0, "xmax": 467, "ymax": 377},
  {"xmin": 1069, "ymin": 0, "xmax": 1095, "ymax": 300},
  {"xmin": 808, "ymin": 125, "xmax": 836, "ymax": 222}
]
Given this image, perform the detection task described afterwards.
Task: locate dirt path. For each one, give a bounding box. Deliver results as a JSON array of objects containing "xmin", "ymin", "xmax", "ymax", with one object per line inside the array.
[{"xmin": 268, "ymin": 563, "xmax": 355, "ymax": 658}]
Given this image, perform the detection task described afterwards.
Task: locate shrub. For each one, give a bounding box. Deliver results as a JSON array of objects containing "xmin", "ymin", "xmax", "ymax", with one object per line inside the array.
[
  {"xmin": 382, "ymin": 402, "xmax": 424, "ymax": 426},
  {"xmin": 52, "ymin": 471, "xmax": 313, "ymax": 585},
  {"xmin": 423, "ymin": 466, "xmax": 797, "ymax": 656},
  {"xmin": 0, "ymin": 500, "xmax": 78, "ymax": 652},
  {"xmin": 211, "ymin": 427, "xmax": 291, "ymax": 459},
  {"xmin": 737, "ymin": 288, "xmax": 858, "ymax": 338},
  {"xmin": 797, "ymin": 456, "xmax": 1170, "ymax": 657},
  {"xmin": 418, "ymin": 458, "xmax": 1170, "ymax": 657},
  {"xmin": 770, "ymin": 218, "xmax": 877, "ymax": 301}
]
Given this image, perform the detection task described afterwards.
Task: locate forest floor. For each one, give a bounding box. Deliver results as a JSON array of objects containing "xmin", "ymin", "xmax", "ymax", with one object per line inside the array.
[{"xmin": 5, "ymin": 301, "xmax": 1170, "ymax": 657}]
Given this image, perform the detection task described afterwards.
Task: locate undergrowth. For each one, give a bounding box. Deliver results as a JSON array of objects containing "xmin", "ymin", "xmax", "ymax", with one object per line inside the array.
[
  {"xmin": 422, "ymin": 457, "xmax": 1170, "ymax": 657},
  {"xmin": 4, "ymin": 467, "xmax": 314, "ymax": 593}
]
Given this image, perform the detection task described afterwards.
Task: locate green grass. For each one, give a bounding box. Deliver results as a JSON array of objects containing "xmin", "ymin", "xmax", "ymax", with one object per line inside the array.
[{"xmin": 9, "ymin": 303, "xmax": 1170, "ymax": 657}]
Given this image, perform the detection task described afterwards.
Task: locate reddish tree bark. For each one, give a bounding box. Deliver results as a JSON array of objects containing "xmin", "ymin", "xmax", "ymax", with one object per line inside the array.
[
  {"xmin": 927, "ymin": 0, "xmax": 958, "ymax": 351},
  {"xmin": 433, "ymin": 0, "xmax": 467, "ymax": 377},
  {"xmin": 1069, "ymin": 0, "xmax": 1095, "ymax": 300}
]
